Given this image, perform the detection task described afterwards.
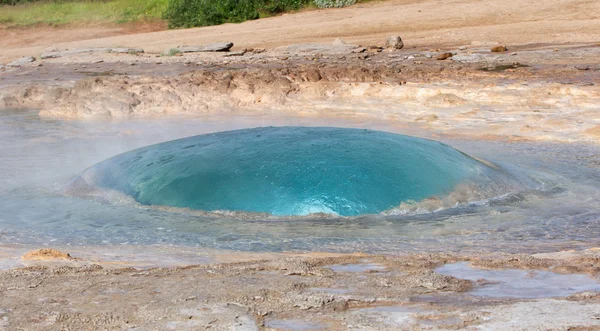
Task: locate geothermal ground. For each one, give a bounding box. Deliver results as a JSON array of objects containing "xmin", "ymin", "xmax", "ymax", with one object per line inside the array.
[{"xmin": 1, "ymin": 0, "xmax": 600, "ymax": 330}]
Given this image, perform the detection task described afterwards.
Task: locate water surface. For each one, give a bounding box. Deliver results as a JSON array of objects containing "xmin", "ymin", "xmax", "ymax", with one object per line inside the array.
[{"xmin": 1, "ymin": 109, "xmax": 600, "ymax": 256}]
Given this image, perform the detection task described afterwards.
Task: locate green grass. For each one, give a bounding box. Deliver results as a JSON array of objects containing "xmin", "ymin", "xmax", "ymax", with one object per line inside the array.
[
  {"xmin": 0, "ymin": 0, "xmax": 169, "ymax": 26},
  {"xmin": 0, "ymin": 0, "xmax": 376, "ymax": 28}
]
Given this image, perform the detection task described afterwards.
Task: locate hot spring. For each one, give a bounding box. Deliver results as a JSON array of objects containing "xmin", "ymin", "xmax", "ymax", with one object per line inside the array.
[
  {"xmin": 2, "ymin": 110, "xmax": 600, "ymax": 260},
  {"xmin": 67, "ymin": 127, "xmax": 510, "ymax": 217}
]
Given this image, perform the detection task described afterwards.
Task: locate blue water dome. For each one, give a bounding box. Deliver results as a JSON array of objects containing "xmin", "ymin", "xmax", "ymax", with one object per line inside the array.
[{"xmin": 76, "ymin": 127, "xmax": 498, "ymax": 216}]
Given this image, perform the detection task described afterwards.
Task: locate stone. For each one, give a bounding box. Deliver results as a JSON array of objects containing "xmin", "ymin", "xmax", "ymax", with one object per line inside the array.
[
  {"xmin": 223, "ymin": 51, "xmax": 246, "ymax": 57},
  {"xmin": 7, "ymin": 57, "xmax": 36, "ymax": 67},
  {"xmin": 451, "ymin": 54, "xmax": 485, "ymax": 63},
  {"xmin": 44, "ymin": 46, "xmax": 59, "ymax": 53},
  {"xmin": 436, "ymin": 52, "xmax": 453, "ymax": 60},
  {"xmin": 176, "ymin": 42, "xmax": 234, "ymax": 53},
  {"xmin": 351, "ymin": 47, "xmax": 367, "ymax": 53},
  {"xmin": 0, "ymin": 64, "xmax": 4, "ymax": 71},
  {"xmin": 332, "ymin": 38, "xmax": 347, "ymax": 46},
  {"xmin": 385, "ymin": 35, "xmax": 404, "ymax": 50},
  {"xmin": 491, "ymin": 45, "xmax": 508, "ymax": 52},
  {"xmin": 41, "ymin": 48, "xmax": 112, "ymax": 59},
  {"xmin": 22, "ymin": 248, "xmax": 74, "ymax": 260}
]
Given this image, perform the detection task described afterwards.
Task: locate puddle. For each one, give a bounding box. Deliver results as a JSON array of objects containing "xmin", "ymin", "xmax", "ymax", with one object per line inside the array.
[
  {"xmin": 324, "ymin": 263, "xmax": 386, "ymax": 273},
  {"xmin": 264, "ymin": 319, "xmax": 326, "ymax": 331},
  {"xmin": 353, "ymin": 305, "xmax": 425, "ymax": 327},
  {"xmin": 358, "ymin": 305, "xmax": 423, "ymax": 313},
  {"xmin": 419, "ymin": 316, "xmax": 463, "ymax": 327},
  {"xmin": 436, "ymin": 262, "xmax": 600, "ymax": 298},
  {"xmin": 478, "ymin": 63, "xmax": 530, "ymax": 72}
]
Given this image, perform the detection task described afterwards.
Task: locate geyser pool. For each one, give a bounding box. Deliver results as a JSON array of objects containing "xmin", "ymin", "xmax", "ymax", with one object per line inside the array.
[{"xmin": 69, "ymin": 127, "xmax": 504, "ymax": 216}]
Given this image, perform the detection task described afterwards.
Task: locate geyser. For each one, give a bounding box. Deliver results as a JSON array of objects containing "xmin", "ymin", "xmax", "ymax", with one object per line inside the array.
[{"xmin": 72, "ymin": 127, "xmax": 502, "ymax": 216}]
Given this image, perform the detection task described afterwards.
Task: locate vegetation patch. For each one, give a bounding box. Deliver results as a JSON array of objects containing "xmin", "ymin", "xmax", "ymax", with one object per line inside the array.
[
  {"xmin": 0, "ymin": 0, "xmax": 169, "ymax": 26},
  {"xmin": 0, "ymin": 0, "xmax": 372, "ymax": 28},
  {"xmin": 163, "ymin": 0, "xmax": 311, "ymax": 28}
]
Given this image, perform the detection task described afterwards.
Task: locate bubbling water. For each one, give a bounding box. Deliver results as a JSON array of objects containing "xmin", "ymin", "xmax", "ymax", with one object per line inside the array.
[{"xmin": 66, "ymin": 127, "xmax": 512, "ymax": 217}]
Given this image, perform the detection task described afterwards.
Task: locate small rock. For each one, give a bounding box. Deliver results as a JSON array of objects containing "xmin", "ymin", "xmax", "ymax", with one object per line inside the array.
[
  {"xmin": 223, "ymin": 51, "xmax": 246, "ymax": 57},
  {"xmin": 458, "ymin": 46, "xmax": 467, "ymax": 50},
  {"xmin": 491, "ymin": 45, "xmax": 508, "ymax": 52},
  {"xmin": 176, "ymin": 42, "xmax": 234, "ymax": 53},
  {"xmin": 7, "ymin": 56, "xmax": 36, "ymax": 67},
  {"xmin": 358, "ymin": 54, "xmax": 370, "ymax": 60},
  {"xmin": 511, "ymin": 52, "xmax": 518, "ymax": 56},
  {"xmin": 253, "ymin": 48, "xmax": 266, "ymax": 53},
  {"xmin": 367, "ymin": 45, "xmax": 383, "ymax": 52},
  {"xmin": 0, "ymin": 64, "xmax": 4, "ymax": 71},
  {"xmin": 92, "ymin": 60, "xmax": 104, "ymax": 64},
  {"xmin": 332, "ymin": 38, "xmax": 347, "ymax": 46},
  {"xmin": 44, "ymin": 46, "xmax": 59, "ymax": 53},
  {"xmin": 436, "ymin": 52, "xmax": 453, "ymax": 60},
  {"xmin": 351, "ymin": 47, "xmax": 367, "ymax": 53},
  {"xmin": 385, "ymin": 35, "xmax": 404, "ymax": 50},
  {"xmin": 22, "ymin": 248, "xmax": 74, "ymax": 260}
]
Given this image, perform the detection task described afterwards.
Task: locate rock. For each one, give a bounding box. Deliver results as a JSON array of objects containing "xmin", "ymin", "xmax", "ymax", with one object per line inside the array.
[
  {"xmin": 332, "ymin": 38, "xmax": 347, "ymax": 46},
  {"xmin": 491, "ymin": 45, "xmax": 508, "ymax": 52},
  {"xmin": 22, "ymin": 248, "xmax": 74, "ymax": 260},
  {"xmin": 223, "ymin": 51, "xmax": 246, "ymax": 57},
  {"xmin": 177, "ymin": 42, "xmax": 234, "ymax": 53},
  {"xmin": 0, "ymin": 64, "xmax": 4, "ymax": 71},
  {"xmin": 44, "ymin": 46, "xmax": 59, "ymax": 53},
  {"xmin": 40, "ymin": 52, "xmax": 62, "ymax": 59},
  {"xmin": 436, "ymin": 52, "xmax": 453, "ymax": 60},
  {"xmin": 110, "ymin": 47, "xmax": 144, "ymax": 54},
  {"xmin": 385, "ymin": 35, "xmax": 404, "ymax": 50},
  {"xmin": 367, "ymin": 45, "xmax": 383, "ymax": 52},
  {"xmin": 41, "ymin": 48, "xmax": 112, "ymax": 59},
  {"xmin": 351, "ymin": 47, "xmax": 367, "ymax": 53},
  {"xmin": 451, "ymin": 54, "xmax": 484, "ymax": 63},
  {"xmin": 7, "ymin": 56, "xmax": 36, "ymax": 67}
]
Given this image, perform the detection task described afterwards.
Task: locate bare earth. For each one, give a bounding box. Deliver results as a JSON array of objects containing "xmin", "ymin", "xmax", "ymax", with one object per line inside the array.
[{"xmin": 1, "ymin": 0, "xmax": 600, "ymax": 330}]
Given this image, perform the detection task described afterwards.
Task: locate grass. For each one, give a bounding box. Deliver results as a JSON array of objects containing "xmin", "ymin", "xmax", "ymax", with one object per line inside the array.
[
  {"xmin": 0, "ymin": 0, "xmax": 377, "ymax": 28},
  {"xmin": 0, "ymin": 0, "xmax": 169, "ymax": 26}
]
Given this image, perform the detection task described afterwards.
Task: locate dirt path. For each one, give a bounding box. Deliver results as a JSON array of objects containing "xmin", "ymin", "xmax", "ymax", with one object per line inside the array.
[{"xmin": 2, "ymin": 0, "xmax": 600, "ymax": 61}]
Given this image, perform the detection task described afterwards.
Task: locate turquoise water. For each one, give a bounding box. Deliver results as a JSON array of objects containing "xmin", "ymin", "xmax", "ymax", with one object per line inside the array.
[
  {"xmin": 72, "ymin": 127, "xmax": 495, "ymax": 216},
  {"xmin": 3, "ymin": 110, "xmax": 600, "ymax": 256}
]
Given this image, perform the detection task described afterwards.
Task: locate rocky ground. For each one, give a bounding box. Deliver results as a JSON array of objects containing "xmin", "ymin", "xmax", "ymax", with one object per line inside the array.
[
  {"xmin": 1, "ymin": 40, "xmax": 599, "ymax": 143},
  {"xmin": 2, "ymin": 247, "xmax": 600, "ymax": 330}
]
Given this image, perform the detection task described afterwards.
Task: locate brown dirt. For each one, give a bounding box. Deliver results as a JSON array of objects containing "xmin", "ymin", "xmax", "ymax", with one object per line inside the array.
[
  {"xmin": 0, "ymin": 20, "xmax": 166, "ymax": 50},
  {"xmin": 1, "ymin": 0, "xmax": 600, "ymax": 61}
]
